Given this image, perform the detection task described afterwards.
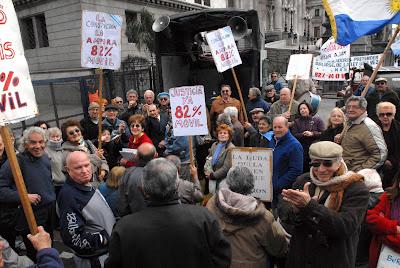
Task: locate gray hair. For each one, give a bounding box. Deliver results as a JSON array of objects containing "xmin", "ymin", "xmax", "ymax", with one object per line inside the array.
[
  {"xmin": 249, "ymin": 87, "xmax": 261, "ymax": 97},
  {"xmin": 47, "ymin": 127, "xmax": 62, "ymax": 139},
  {"xmin": 142, "ymin": 158, "xmax": 178, "ymax": 201},
  {"xmin": 19, "ymin": 127, "xmax": 47, "ymax": 151},
  {"xmin": 346, "ymin": 96, "xmax": 368, "ymax": 109},
  {"xmin": 126, "ymin": 89, "xmax": 138, "ymax": 98},
  {"xmin": 165, "ymin": 154, "xmax": 181, "ymax": 170},
  {"xmin": 217, "ymin": 113, "xmax": 232, "ymax": 126},
  {"xmin": 226, "ymin": 166, "xmax": 255, "ymax": 195},
  {"xmin": 144, "ymin": 90, "xmax": 155, "ymax": 98},
  {"xmin": 223, "ymin": 106, "xmax": 238, "ymax": 118}
]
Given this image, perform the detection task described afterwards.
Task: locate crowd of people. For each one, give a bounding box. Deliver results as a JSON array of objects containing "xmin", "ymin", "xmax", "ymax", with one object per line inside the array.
[{"xmin": 0, "ymin": 72, "xmax": 399, "ymax": 268}]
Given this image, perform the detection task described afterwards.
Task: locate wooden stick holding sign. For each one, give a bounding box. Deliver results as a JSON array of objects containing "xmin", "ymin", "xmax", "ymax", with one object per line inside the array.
[
  {"xmin": 189, "ymin": 136, "xmax": 194, "ymax": 165},
  {"xmin": 285, "ymin": 54, "xmax": 313, "ymax": 117},
  {"xmin": 97, "ymin": 68, "xmax": 103, "ymax": 150},
  {"xmin": 0, "ymin": 127, "xmax": 38, "ymax": 235},
  {"xmin": 361, "ymin": 25, "xmax": 400, "ymax": 97},
  {"xmin": 231, "ymin": 68, "xmax": 248, "ymax": 122}
]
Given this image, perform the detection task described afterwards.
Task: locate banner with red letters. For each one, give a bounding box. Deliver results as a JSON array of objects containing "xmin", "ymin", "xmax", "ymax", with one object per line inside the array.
[
  {"xmin": 0, "ymin": 0, "xmax": 38, "ymax": 125},
  {"xmin": 169, "ymin": 85, "xmax": 208, "ymax": 136}
]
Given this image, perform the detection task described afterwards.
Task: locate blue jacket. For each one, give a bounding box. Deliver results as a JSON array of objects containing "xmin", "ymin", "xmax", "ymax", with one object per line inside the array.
[
  {"xmin": 246, "ymin": 96, "xmax": 270, "ymax": 120},
  {"xmin": 268, "ymin": 131, "xmax": 303, "ymax": 201}
]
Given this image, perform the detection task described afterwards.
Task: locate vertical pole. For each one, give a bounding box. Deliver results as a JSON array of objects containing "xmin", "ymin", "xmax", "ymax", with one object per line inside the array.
[
  {"xmin": 97, "ymin": 69, "xmax": 103, "ymax": 150},
  {"xmin": 230, "ymin": 68, "xmax": 248, "ymax": 122},
  {"xmin": 189, "ymin": 136, "xmax": 194, "ymax": 166},
  {"xmin": 49, "ymin": 82, "xmax": 60, "ymax": 128},
  {"xmin": 288, "ymin": 75, "xmax": 298, "ymax": 113},
  {"xmin": 0, "ymin": 126, "xmax": 38, "ymax": 235}
]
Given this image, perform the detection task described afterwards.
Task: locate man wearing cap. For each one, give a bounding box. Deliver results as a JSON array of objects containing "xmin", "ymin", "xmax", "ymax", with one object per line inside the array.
[
  {"xmin": 249, "ymin": 108, "xmax": 265, "ymax": 128},
  {"xmin": 157, "ymin": 92, "xmax": 170, "ymax": 117},
  {"xmin": 268, "ymin": 116, "xmax": 303, "ymax": 207},
  {"xmin": 80, "ymin": 102, "xmax": 100, "ymax": 142},
  {"xmin": 341, "ymin": 96, "xmax": 387, "ymax": 172},
  {"xmin": 366, "ymin": 77, "xmax": 400, "ymax": 122},
  {"xmin": 103, "ymin": 104, "xmax": 131, "ymax": 146},
  {"xmin": 247, "ymin": 87, "xmax": 270, "ymax": 122},
  {"xmin": 119, "ymin": 89, "xmax": 142, "ymax": 124},
  {"xmin": 264, "ymin": 85, "xmax": 280, "ymax": 104},
  {"xmin": 280, "ymin": 141, "xmax": 369, "ymax": 268},
  {"xmin": 267, "ymin": 87, "xmax": 299, "ymax": 122}
]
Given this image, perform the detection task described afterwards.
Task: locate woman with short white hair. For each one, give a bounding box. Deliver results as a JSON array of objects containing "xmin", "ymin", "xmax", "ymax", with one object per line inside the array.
[{"xmin": 223, "ymin": 106, "xmax": 244, "ymax": 146}]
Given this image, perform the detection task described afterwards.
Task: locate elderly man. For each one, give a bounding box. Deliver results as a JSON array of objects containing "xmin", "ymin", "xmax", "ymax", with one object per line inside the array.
[
  {"xmin": 80, "ymin": 102, "xmax": 100, "ymax": 142},
  {"xmin": 0, "ymin": 127, "xmax": 56, "ymax": 261},
  {"xmin": 280, "ymin": 141, "xmax": 369, "ymax": 267},
  {"xmin": 247, "ymin": 87, "xmax": 270, "ymax": 121},
  {"xmin": 113, "ymin": 96, "xmax": 124, "ymax": 112},
  {"xmin": 267, "ymin": 87, "xmax": 299, "ymax": 121},
  {"xmin": 119, "ymin": 89, "xmax": 142, "ymax": 124},
  {"xmin": 270, "ymin": 71, "xmax": 283, "ymax": 94},
  {"xmin": 157, "ymin": 92, "xmax": 170, "ymax": 117},
  {"xmin": 354, "ymin": 74, "xmax": 374, "ymax": 97},
  {"xmin": 103, "ymin": 104, "xmax": 130, "ymax": 146},
  {"xmin": 145, "ymin": 104, "xmax": 168, "ymax": 155},
  {"xmin": 367, "ymin": 77, "xmax": 400, "ymax": 122},
  {"xmin": 341, "ymin": 96, "xmax": 387, "ymax": 172},
  {"xmin": 264, "ymin": 84, "xmax": 279, "ymax": 104},
  {"xmin": 58, "ymin": 151, "xmax": 115, "ymax": 268},
  {"xmin": 267, "ymin": 116, "xmax": 303, "ymax": 207},
  {"xmin": 210, "ymin": 84, "xmax": 244, "ymax": 132},
  {"xmin": 117, "ymin": 143, "xmax": 157, "ymax": 216},
  {"xmin": 105, "ymin": 158, "xmax": 231, "ymax": 268},
  {"xmin": 376, "ymin": 101, "xmax": 400, "ymax": 188},
  {"xmin": 142, "ymin": 89, "xmax": 155, "ymax": 115},
  {"xmin": 224, "ymin": 106, "xmax": 244, "ymax": 146}
]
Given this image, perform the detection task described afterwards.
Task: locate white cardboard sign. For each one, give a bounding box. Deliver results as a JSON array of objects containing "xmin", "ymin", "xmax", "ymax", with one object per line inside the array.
[
  {"xmin": 232, "ymin": 148, "xmax": 273, "ymax": 202},
  {"xmin": 0, "ymin": 0, "xmax": 38, "ymax": 125},
  {"xmin": 285, "ymin": 54, "xmax": 313, "ymax": 80},
  {"xmin": 205, "ymin": 26, "xmax": 242, "ymax": 72},
  {"xmin": 350, "ymin": 54, "xmax": 382, "ymax": 69},
  {"xmin": 81, "ymin": 10, "xmax": 122, "ymax": 70},
  {"xmin": 169, "ymin": 85, "xmax": 208, "ymax": 136}
]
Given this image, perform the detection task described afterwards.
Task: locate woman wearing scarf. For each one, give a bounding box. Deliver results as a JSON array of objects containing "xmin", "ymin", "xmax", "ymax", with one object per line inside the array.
[
  {"xmin": 245, "ymin": 115, "xmax": 274, "ymax": 148},
  {"xmin": 45, "ymin": 127, "xmax": 66, "ymax": 197},
  {"xmin": 205, "ymin": 124, "xmax": 235, "ymax": 190},
  {"xmin": 280, "ymin": 141, "xmax": 369, "ymax": 268},
  {"xmin": 61, "ymin": 120, "xmax": 109, "ymax": 188}
]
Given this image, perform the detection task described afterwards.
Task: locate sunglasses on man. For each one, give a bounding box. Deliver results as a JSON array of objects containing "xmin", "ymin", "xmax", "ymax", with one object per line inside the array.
[
  {"xmin": 378, "ymin": 112, "xmax": 393, "ymax": 118},
  {"xmin": 310, "ymin": 160, "xmax": 335, "ymax": 168}
]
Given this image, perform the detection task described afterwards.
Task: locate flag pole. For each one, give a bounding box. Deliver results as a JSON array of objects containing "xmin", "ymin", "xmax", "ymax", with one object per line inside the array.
[
  {"xmin": 288, "ymin": 75, "xmax": 298, "ymax": 114},
  {"xmin": 97, "ymin": 68, "xmax": 103, "ymax": 149},
  {"xmin": 362, "ymin": 25, "xmax": 400, "ymax": 97}
]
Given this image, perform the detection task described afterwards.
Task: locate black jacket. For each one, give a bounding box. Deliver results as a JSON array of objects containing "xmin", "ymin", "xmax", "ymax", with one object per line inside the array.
[
  {"xmin": 105, "ymin": 198, "xmax": 231, "ymax": 268},
  {"xmin": 80, "ymin": 117, "xmax": 98, "ymax": 142},
  {"xmin": 319, "ymin": 125, "xmax": 344, "ymax": 142},
  {"xmin": 279, "ymin": 173, "xmax": 369, "ymax": 268},
  {"xmin": 367, "ymin": 89, "xmax": 400, "ymax": 122}
]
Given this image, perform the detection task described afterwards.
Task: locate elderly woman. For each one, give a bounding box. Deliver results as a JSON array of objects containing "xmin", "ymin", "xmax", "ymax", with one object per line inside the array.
[
  {"xmin": 320, "ymin": 107, "xmax": 346, "ymax": 143},
  {"xmin": 45, "ymin": 127, "xmax": 66, "ymax": 196},
  {"xmin": 61, "ymin": 120, "xmax": 109, "ymax": 187},
  {"xmin": 245, "ymin": 115, "xmax": 273, "ymax": 148},
  {"xmin": 291, "ymin": 102, "xmax": 325, "ymax": 171},
  {"xmin": 376, "ymin": 102, "xmax": 400, "ymax": 188},
  {"xmin": 224, "ymin": 106, "xmax": 244, "ymax": 147},
  {"xmin": 122, "ymin": 114, "xmax": 153, "ymax": 167},
  {"xmin": 366, "ymin": 173, "xmax": 400, "ymax": 268},
  {"xmin": 280, "ymin": 141, "xmax": 369, "ymax": 267},
  {"xmin": 207, "ymin": 166, "xmax": 287, "ymax": 267},
  {"xmin": 205, "ymin": 124, "xmax": 235, "ymax": 190}
]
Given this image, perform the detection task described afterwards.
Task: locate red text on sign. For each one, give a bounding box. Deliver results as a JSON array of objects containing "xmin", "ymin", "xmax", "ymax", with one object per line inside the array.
[
  {"xmin": 90, "ymin": 46, "xmax": 113, "ymax": 56},
  {"xmin": 0, "ymin": 8, "xmax": 6, "ymax": 24},
  {"xmin": 0, "ymin": 42, "xmax": 15, "ymax": 60},
  {"xmin": 0, "ymin": 92, "xmax": 27, "ymax": 112}
]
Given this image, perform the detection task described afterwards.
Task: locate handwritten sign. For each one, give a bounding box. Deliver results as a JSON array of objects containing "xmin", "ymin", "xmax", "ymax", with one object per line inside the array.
[
  {"xmin": 81, "ymin": 10, "xmax": 122, "ymax": 70},
  {"xmin": 232, "ymin": 148, "xmax": 273, "ymax": 202},
  {"xmin": 312, "ymin": 37, "xmax": 350, "ymax": 81},
  {"xmin": 169, "ymin": 85, "xmax": 208, "ymax": 136},
  {"xmin": 350, "ymin": 54, "xmax": 382, "ymax": 69},
  {"xmin": 0, "ymin": 0, "xmax": 38, "ymax": 125},
  {"xmin": 205, "ymin": 26, "xmax": 242, "ymax": 72},
  {"xmin": 285, "ymin": 54, "xmax": 313, "ymax": 80}
]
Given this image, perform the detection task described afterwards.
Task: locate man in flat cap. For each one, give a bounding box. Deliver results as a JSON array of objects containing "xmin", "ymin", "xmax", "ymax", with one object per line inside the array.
[
  {"xmin": 366, "ymin": 77, "xmax": 400, "ymax": 122},
  {"xmin": 80, "ymin": 102, "xmax": 100, "ymax": 142},
  {"xmin": 103, "ymin": 104, "xmax": 131, "ymax": 146}
]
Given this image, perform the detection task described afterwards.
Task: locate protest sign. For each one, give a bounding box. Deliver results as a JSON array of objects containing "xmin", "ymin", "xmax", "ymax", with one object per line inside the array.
[
  {"xmin": 312, "ymin": 37, "xmax": 350, "ymax": 81},
  {"xmin": 169, "ymin": 85, "xmax": 208, "ymax": 137},
  {"xmin": 350, "ymin": 54, "xmax": 382, "ymax": 69},
  {"xmin": 285, "ymin": 54, "xmax": 313, "ymax": 80},
  {"xmin": 81, "ymin": 10, "xmax": 122, "ymax": 70},
  {"xmin": 232, "ymin": 148, "xmax": 273, "ymax": 202},
  {"xmin": 205, "ymin": 26, "xmax": 242, "ymax": 73},
  {"xmin": 0, "ymin": 1, "xmax": 38, "ymax": 125}
]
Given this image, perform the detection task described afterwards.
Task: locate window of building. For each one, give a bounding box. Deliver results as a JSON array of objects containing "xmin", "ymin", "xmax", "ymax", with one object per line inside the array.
[
  {"xmin": 314, "ymin": 26, "xmax": 320, "ymax": 38},
  {"xmin": 125, "ymin": 10, "xmax": 138, "ymax": 43},
  {"xmin": 315, "ymin": 9, "xmax": 320, "ymax": 17},
  {"xmin": 203, "ymin": 0, "xmax": 210, "ymax": 6},
  {"xmin": 194, "ymin": 0, "xmax": 201, "ymax": 3},
  {"xmin": 20, "ymin": 14, "xmax": 49, "ymax": 50}
]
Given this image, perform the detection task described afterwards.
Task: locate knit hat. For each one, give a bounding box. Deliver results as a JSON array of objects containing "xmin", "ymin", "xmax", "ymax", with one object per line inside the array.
[
  {"xmin": 88, "ymin": 102, "xmax": 100, "ymax": 110},
  {"xmin": 309, "ymin": 141, "xmax": 343, "ymax": 160},
  {"xmin": 157, "ymin": 92, "xmax": 169, "ymax": 99}
]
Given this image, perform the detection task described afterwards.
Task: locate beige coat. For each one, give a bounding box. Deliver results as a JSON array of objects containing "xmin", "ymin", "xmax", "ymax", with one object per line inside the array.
[
  {"xmin": 209, "ymin": 141, "xmax": 235, "ymax": 182},
  {"xmin": 207, "ymin": 189, "xmax": 288, "ymax": 268}
]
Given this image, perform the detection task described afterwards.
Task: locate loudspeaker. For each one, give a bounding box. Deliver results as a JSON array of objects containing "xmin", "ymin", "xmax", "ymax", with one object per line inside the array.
[
  {"xmin": 227, "ymin": 16, "xmax": 248, "ymax": 41},
  {"xmin": 152, "ymin": 16, "xmax": 170, "ymax": 32}
]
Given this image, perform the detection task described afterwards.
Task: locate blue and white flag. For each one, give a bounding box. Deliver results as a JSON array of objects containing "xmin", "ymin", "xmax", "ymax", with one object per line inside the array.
[
  {"xmin": 391, "ymin": 38, "xmax": 400, "ymax": 56},
  {"xmin": 323, "ymin": 0, "xmax": 400, "ymax": 45}
]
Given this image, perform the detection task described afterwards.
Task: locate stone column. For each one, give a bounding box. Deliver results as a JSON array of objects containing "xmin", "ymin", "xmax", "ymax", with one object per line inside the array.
[{"xmin": 274, "ymin": 0, "xmax": 283, "ymax": 31}]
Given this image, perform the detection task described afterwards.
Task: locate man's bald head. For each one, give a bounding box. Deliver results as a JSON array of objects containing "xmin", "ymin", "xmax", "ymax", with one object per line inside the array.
[
  {"xmin": 137, "ymin": 143, "xmax": 156, "ymax": 163},
  {"xmin": 66, "ymin": 151, "xmax": 92, "ymax": 184},
  {"xmin": 279, "ymin": 88, "xmax": 291, "ymax": 105},
  {"xmin": 273, "ymin": 116, "xmax": 289, "ymax": 138}
]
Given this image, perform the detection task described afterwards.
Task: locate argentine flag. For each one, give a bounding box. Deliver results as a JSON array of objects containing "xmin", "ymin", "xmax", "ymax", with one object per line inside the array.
[{"xmin": 323, "ymin": 0, "xmax": 400, "ymax": 45}]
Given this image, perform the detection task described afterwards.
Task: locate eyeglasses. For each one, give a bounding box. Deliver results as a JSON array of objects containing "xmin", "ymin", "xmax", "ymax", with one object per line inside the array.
[
  {"xmin": 378, "ymin": 112, "xmax": 394, "ymax": 118},
  {"xmin": 130, "ymin": 123, "xmax": 142, "ymax": 129},
  {"xmin": 115, "ymin": 101, "xmax": 123, "ymax": 104},
  {"xmin": 221, "ymin": 90, "xmax": 230, "ymax": 93},
  {"xmin": 310, "ymin": 160, "xmax": 335, "ymax": 168},
  {"xmin": 375, "ymin": 82, "xmax": 386, "ymax": 85},
  {"xmin": 68, "ymin": 128, "xmax": 80, "ymax": 136},
  {"xmin": 159, "ymin": 98, "xmax": 168, "ymax": 101},
  {"xmin": 266, "ymin": 89, "xmax": 273, "ymax": 93},
  {"xmin": 271, "ymin": 75, "xmax": 277, "ymax": 78}
]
